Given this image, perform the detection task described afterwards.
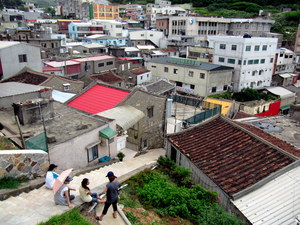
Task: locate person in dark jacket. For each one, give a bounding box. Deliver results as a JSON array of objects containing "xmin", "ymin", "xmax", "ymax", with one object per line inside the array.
[{"xmin": 96, "ymin": 171, "xmax": 120, "ymax": 221}]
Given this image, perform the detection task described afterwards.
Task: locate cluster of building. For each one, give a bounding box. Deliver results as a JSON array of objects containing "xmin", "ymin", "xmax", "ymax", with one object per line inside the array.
[{"xmin": 0, "ymin": 0, "xmax": 300, "ymax": 224}]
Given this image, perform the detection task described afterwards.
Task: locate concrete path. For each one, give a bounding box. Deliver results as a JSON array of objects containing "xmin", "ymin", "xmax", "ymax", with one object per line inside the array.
[{"xmin": 0, "ymin": 148, "xmax": 165, "ymax": 225}]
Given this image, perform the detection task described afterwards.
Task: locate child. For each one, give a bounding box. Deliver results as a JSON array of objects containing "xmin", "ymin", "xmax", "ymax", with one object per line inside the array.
[
  {"xmin": 79, "ymin": 178, "xmax": 103, "ymax": 203},
  {"xmin": 45, "ymin": 164, "xmax": 59, "ymax": 189},
  {"xmin": 54, "ymin": 176, "xmax": 76, "ymax": 208}
]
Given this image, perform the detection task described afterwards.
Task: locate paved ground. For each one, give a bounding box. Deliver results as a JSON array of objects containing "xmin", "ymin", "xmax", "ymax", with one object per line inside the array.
[{"xmin": 0, "ymin": 148, "xmax": 165, "ymax": 225}]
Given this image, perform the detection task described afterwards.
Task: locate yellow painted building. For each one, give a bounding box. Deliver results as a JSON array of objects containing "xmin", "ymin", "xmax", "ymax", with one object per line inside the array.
[
  {"xmin": 204, "ymin": 98, "xmax": 233, "ymax": 116},
  {"xmin": 93, "ymin": 4, "xmax": 119, "ymax": 20}
]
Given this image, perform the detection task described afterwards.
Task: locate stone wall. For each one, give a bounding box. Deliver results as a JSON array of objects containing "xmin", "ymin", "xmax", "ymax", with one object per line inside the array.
[{"xmin": 0, "ymin": 150, "xmax": 49, "ymax": 179}]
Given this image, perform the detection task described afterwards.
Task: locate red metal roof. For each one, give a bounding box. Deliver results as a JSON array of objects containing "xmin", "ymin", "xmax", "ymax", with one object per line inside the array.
[
  {"xmin": 67, "ymin": 84, "xmax": 130, "ymax": 114},
  {"xmin": 168, "ymin": 117, "xmax": 295, "ymax": 196}
]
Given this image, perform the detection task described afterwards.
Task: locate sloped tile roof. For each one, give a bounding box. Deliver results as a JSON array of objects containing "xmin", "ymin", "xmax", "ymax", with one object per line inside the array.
[
  {"xmin": 168, "ymin": 117, "xmax": 295, "ymax": 196},
  {"xmin": 2, "ymin": 72, "xmax": 48, "ymax": 85},
  {"xmin": 129, "ymin": 67, "xmax": 149, "ymax": 75},
  {"xmin": 236, "ymin": 122, "xmax": 300, "ymax": 158},
  {"xmin": 90, "ymin": 72, "xmax": 123, "ymax": 84}
]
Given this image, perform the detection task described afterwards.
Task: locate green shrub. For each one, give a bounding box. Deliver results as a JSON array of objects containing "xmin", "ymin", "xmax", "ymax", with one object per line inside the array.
[
  {"xmin": 157, "ymin": 156, "xmax": 176, "ymax": 170},
  {"xmin": 125, "ymin": 211, "xmax": 140, "ymax": 225},
  {"xmin": 0, "ymin": 176, "xmax": 29, "ymax": 189},
  {"xmin": 172, "ymin": 165, "xmax": 193, "ymax": 187}
]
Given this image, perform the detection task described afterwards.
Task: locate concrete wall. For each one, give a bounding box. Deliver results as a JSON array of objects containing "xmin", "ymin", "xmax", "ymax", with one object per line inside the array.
[
  {"xmin": 119, "ymin": 90, "xmax": 166, "ymax": 150},
  {"xmin": 147, "ymin": 61, "xmax": 232, "ymax": 97},
  {"xmin": 0, "ymin": 43, "xmax": 43, "ymax": 79},
  {"xmin": 0, "ymin": 150, "xmax": 49, "ymax": 179},
  {"xmin": 0, "ymin": 91, "xmax": 48, "ymax": 108},
  {"xmin": 49, "ymin": 124, "xmax": 117, "ymax": 170},
  {"xmin": 44, "ymin": 77, "xmax": 84, "ymax": 94}
]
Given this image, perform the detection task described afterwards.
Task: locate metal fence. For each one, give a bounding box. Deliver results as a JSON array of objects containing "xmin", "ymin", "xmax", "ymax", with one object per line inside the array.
[
  {"xmin": 184, "ymin": 103, "xmax": 221, "ymax": 125},
  {"xmin": 172, "ymin": 94, "xmax": 203, "ymax": 107},
  {"xmin": 25, "ymin": 132, "xmax": 48, "ymax": 152}
]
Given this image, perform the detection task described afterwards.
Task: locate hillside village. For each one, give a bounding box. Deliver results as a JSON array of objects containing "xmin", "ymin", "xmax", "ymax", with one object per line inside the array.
[{"xmin": 0, "ymin": 0, "xmax": 300, "ymax": 224}]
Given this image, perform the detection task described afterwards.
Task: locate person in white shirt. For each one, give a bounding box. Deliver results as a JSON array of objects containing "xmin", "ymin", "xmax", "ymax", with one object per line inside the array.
[
  {"xmin": 45, "ymin": 164, "xmax": 59, "ymax": 189},
  {"xmin": 54, "ymin": 176, "xmax": 76, "ymax": 208}
]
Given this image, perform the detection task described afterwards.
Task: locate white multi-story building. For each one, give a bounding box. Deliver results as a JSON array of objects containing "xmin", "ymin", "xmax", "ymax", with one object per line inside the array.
[
  {"xmin": 129, "ymin": 30, "xmax": 165, "ymax": 48},
  {"xmin": 274, "ymin": 48, "xmax": 296, "ymax": 74},
  {"xmin": 91, "ymin": 19, "xmax": 123, "ymax": 37},
  {"xmin": 208, "ymin": 36, "xmax": 277, "ymax": 92}
]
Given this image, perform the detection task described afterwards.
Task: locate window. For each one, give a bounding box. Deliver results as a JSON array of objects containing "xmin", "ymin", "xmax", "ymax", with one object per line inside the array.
[
  {"xmin": 211, "ymin": 87, "xmax": 217, "ymax": 93},
  {"xmin": 190, "ymin": 84, "xmax": 195, "ymax": 89},
  {"xmin": 243, "ymin": 60, "xmax": 246, "ymax": 65},
  {"xmin": 248, "ymin": 60, "xmax": 253, "ymax": 65},
  {"xmin": 87, "ymin": 144, "xmax": 99, "ymax": 162},
  {"xmin": 254, "ymin": 45, "xmax": 260, "ymax": 51},
  {"xmin": 176, "ymin": 81, "xmax": 182, "ymax": 87},
  {"xmin": 141, "ymin": 34, "xmax": 144, "ymax": 36},
  {"xmin": 147, "ymin": 106, "xmax": 154, "ymax": 118},
  {"xmin": 151, "ymin": 65, "xmax": 156, "ymax": 68},
  {"xmin": 18, "ymin": 54, "xmax": 27, "ymax": 63},
  {"xmin": 173, "ymin": 68, "xmax": 178, "ymax": 74},
  {"xmin": 245, "ymin": 46, "xmax": 251, "ymax": 51},
  {"xmin": 262, "ymin": 45, "xmax": 267, "ymax": 51},
  {"xmin": 254, "ymin": 59, "xmax": 259, "ymax": 64},
  {"xmin": 164, "ymin": 67, "xmax": 168, "ymax": 72},
  {"xmin": 223, "ymin": 85, "xmax": 227, "ymax": 91},
  {"xmin": 270, "ymin": 58, "xmax": 274, "ymax": 63},
  {"xmin": 98, "ymin": 63, "xmax": 104, "ymax": 67},
  {"xmin": 188, "ymin": 71, "xmax": 194, "ymax": 77},
  {"xmin": 260, "ymin": 59, "xmax": 265, "ymax": 64},
  {"xmin": 252, "ymin": 71, "xmax": 256, "ymax": 76},
  {"xmin": 231, "ymin": 45, "xmax": 237, "ymax": 51},
  {"xmin": 220, "ymin": 44, "xmax": 226, "ymax": 49},
  {"xmin": 200, "ymin": 73, "xmax": 205, "ymax": 79},
  {"xmin": 238, "ymin": 60, "xmax": 242, "ymax": 65},
  {"xmin": 228, "ymin": 58, "xmax": 235, "ymax": 64},
  {"xmin": 106, "ymin": 61, "xmax": 113, "ymax": 65},
  {"xmin": 259, "ymin": 70, "xmax": 263, "ymax": 75},
  {"xmin": 219, "ymin": 57, "xmax": 225, "ymax": 63}
]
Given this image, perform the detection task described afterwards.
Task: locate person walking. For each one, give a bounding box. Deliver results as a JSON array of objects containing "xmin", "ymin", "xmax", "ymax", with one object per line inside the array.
[
  {"xmin": 96, "ymin": 171, "xmax": 120, "ymax": 221},
  {"xmin": 45, "ymin": 164, "xmax": 59, "ymax": 189}
]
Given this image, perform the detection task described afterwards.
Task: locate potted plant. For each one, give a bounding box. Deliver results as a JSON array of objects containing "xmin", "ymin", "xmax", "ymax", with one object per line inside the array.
[{"xmin": 117, "ymin": 152, "xmax": 125, "ymax": 161}]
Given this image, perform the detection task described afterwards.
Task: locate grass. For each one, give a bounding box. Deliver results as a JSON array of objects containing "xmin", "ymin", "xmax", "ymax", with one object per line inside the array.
[
  {"xmin": 125, "ymin": 211, "xmax": 141, "ymax": 225},
  {"xmin": 38, "ymin": 208, "xmax": 92, "ymax": 225},
  {"xmin": 0, "ymin": 176, "xmax": 29, "ymax": 189},
  {"xmin": 0, "ymin": 136, "xmax": 19, "ymax": 150}
]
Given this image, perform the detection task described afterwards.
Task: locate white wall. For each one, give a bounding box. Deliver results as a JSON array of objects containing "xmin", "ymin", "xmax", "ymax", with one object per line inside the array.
[
  {"xmin": 49, "ymin": 124, "xmax": 117, "ymax": 170},
  {"xmin": 0, "ymin": 43, "xmax": 43, "ymax": 79},
  {"xmin": 129, "ymin": 30, "xmax": 164, "ymax": 47},
  {"xmin": 137, "ymin": 71, "xmax": 152, "ymax": 85}
]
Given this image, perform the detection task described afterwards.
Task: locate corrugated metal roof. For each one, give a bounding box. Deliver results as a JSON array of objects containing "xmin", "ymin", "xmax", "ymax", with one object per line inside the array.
[
  {"xmin": 233, "ymin": 165, "xmax": 300, "ymax": 225},
  {"xmin": 266, "ymin": 87, "xmax": 295, "ymax": 98},
  {"xmin": 279, "ymin": 73, "xmax": 292, "ymax": 78},
  {"xmin": 0, "ymin": 82, "xmax": 47, "ymax": 97},
  {"xmin": 97, "ymin": 105, "xmax": 144, "ymax": 130},
  {"xmin": 52, "ymin": 90, "xmax": 76, "ymax": 103},
  {"xmin": 44, "ymin": 61, "xmax": 80, "ymax": 67},
  {"xmin": 71, "ymin": 55, "xmax": 114, "ymax": 62},
  {"xmin": 67, "ymin": 84, "xmax": 130, "ymax": 114}
]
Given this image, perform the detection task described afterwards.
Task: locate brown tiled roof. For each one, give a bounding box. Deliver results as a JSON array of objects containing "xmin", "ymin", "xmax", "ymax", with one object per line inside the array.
[
  {"xmin": 161, "ymin": 48, "xmax": 177, "ymax": 52},
  {"xmin": 236, "ymin": 122, "xmax": 300, "ymax": 158},
  {"xmin": 168, "ymin": 117, "xmax": 295, "ymax": 196},
  {"xmin": 3, "ymin": 71, "xmax": 48, "ymax": 85},
  {"xmin": 129, "ymin": 67, "xmax": 149, "ymax": 75},
  {"xmin": 233, "ymin": 112, "xmax": 257, "ymax": 120},
  {"xmin": 90, "ymin": 72, "xmax": 123, "ymax": 84}
]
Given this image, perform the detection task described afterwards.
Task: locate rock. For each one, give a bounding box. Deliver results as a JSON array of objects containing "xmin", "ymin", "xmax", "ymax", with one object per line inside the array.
[
  {"xmin": 24, "ymin": 157, "xmax": 31, "ymax": 165},
  {"xmin": 0, "ymin": 167, "xmax": 5, "ymax": 178},
  {"xmin": 31, "ymin": 161, "xmax": 37, "ymax": 167},
  {"xmin": 14, "ymin": 154, "xmax": 21, "ymax": 158},
  {"xmin": 13, "ymin": 159, "xmax": 19, "ymax": 166},
  {"xmin": 6, "ymin": 164, "xmax": 13, "ymax": 172},
  {"xmin": 17, "ymin": 163, "xmax": 25, "ymax": 171}
]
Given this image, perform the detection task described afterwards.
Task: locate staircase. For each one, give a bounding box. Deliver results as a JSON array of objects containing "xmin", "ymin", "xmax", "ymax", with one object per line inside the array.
[{"xmin": 0, "ymin": 148, "xmax": 165, "ymax": 225}]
